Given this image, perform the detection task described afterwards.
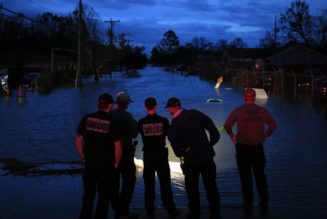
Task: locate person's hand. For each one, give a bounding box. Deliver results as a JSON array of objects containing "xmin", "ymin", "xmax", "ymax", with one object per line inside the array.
[
  {"xmin": 231, "ymin": 135, "xmax": 237, "ymax": 144},
  {"xmin": 184, "ymin": 147, "xmax": 191, "ymax": 153},
  {"xmin": 264, "ymin": 134, "xmax": 268, "ymax": 141}
]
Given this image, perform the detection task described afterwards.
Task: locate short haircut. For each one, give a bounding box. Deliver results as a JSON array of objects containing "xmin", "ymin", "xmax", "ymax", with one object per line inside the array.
[{"xmin": 145, "ymin": 97, "xmax": 157, "ymax": 110}]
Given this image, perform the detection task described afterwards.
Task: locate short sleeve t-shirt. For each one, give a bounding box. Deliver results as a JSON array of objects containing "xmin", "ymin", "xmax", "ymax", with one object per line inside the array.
[
  {"xmin": 77, "ymin": 111, "xmax": 119, "ymax": 168},
  {"xmin": 138, "ymin": 114, "xmax": 169, "ymax": 151}
]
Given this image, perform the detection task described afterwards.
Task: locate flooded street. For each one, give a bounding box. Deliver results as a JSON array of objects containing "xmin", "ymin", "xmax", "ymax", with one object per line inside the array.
[{"xmin": 1, "ymin": 66, "xmax": 327, "ymax": 218}]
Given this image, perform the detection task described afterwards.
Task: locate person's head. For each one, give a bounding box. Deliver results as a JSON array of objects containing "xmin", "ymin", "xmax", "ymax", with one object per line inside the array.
[
  {"xmin": 165, "ymin": 97, "xmax": 181, "ymax": 115},
  {"xmin": 144, "ymin": 97, "xmax": 157, "ymax": 115},
  {"xmin": 244, "ymin": 88, "xmax": 256, "ymax": 104},
  {"xmin": 98, "ymin": 93, "xmax": 113, "ymax": 112},
  {"xmin": 115, "ymin": 91, "xmax": 133, "ymax": 110}
]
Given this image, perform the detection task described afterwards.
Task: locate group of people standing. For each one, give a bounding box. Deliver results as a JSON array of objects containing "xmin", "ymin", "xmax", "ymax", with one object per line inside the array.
[{"xmin": 75, "ymin": 88, "xmax": 277, "ymax": 219}]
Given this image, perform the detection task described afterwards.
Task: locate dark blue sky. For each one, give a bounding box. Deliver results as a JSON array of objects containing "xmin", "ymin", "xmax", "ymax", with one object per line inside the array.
[{"xmin": 2, "ymin": 0, "xmax": 327, "ymax": 50}]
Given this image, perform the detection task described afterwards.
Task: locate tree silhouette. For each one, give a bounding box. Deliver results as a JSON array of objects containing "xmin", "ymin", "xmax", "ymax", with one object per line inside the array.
[
  {"xmin": 157, "ymin": 29, "xmax": 180, "ymax": 54},
  {"xmin": 279, "ymin": 0, "xmax": 313, "ymax": 46}
]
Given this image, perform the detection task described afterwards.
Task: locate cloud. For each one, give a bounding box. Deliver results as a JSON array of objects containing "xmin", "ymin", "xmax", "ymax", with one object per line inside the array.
[{"xmin": 2, "ymin": 0, "xmax": 327, "ymax": 50}]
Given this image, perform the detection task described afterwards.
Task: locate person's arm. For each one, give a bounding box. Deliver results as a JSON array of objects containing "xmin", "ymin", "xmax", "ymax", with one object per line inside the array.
[
  {"xmin": 163, "ymin": 117, "xmax": 170, "ymax": 136},
  {"xmin": 200, "ymin": 112, "xmax": 220, "ymax": 146},
  {"xmin": 168, "ymin": 124, "xmax": 184, "ymax": 157},
  {"xmin": 264, "ymin": 110, "xmax": 277, "ymax": 139},
  {"xmin": 75, "ymin": 116, "xmax": 87, "ymax": 162},
  {"xmin": 224, "ymin": 110, "xmax": 237, "ymax": 143},
  {"xmin": 129, "ymin": 114, "xmax": 138, "ymax": 138},
  {"xmin": 114, "ymin": 140, "xmax": 122, "ymax": 169},
  {"xmin": 75, "ymin": 134, "xmax": 85, "ymax": 162},
  {"xmin": 137, "ymin": 119, "xmax": 143, "ymax": 135}
]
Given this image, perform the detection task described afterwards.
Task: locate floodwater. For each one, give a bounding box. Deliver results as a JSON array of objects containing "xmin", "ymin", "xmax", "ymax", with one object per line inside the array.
[{"xmin": 1, "ymin": 66, "xmax": 327, "ymax": 218}]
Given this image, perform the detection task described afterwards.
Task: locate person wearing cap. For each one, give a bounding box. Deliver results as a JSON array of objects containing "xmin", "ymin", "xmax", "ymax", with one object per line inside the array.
[
  {"xmin": 166, "ymin": 97, "xmax": 221, "ymax": 219},
  {"xmin": 224, "ymin": 88, "xmax": 277, "ymax": 210},
  {"xmin": 138, "ymin": 97, "xmax": 179, "ymax": 217},
  {"xmin": 111, "ymin": 91, "xmax": 138, "ymax": 219},
  {"xmin": 75, "ymin": 93, "xmax": 122, "ymax": 219}
]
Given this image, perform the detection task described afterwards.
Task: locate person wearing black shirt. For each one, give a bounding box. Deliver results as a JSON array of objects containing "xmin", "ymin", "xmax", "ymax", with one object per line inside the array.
[
  {"xmin": 111, "ymin": 91, "xmax": 138, "ymax": 219},
  {"xmin": 166, "ymin": 97, "xmax": 221, "ymax": 219},
  {"xmin": 138, "ymin": 97, "xmax": 179, "ymax": 217},
  {"xmin": 75, "ymin": 93, "xmax": 122, "ymax": 219}
]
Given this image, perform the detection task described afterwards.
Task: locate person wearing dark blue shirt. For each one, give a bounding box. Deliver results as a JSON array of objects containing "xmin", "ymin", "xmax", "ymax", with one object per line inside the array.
[
  {"xmin": 76, "ymin": 93, "xmax": 122, "ymax": 219},
  {"xmin": 111, "ymin": 91, "xmax": 138, "ymax": 219},
  {"xmin": 138, "ymin": 97, "xmax": 179, "ymax": 217},
  {"xmin": 166, "ymin": 97, "xmax": 221, "ymax": 219}
]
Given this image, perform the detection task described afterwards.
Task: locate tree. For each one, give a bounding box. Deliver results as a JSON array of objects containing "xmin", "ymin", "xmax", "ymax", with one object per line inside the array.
[
  {"xmin": 229, "ymin": 37, "xmax": 248, "ymax": 48},
  {"xmin": 313, "ymin": 9, "xmax": 327, "ymax": 48},
  {"xmin": 214, "ymin": 39, "xmax": 229, "ymax": 52},
  {"xmin": 157, "ymin": 29, "xmax": 180, "ymax": 54},
  {"xmin": 279, "ymin": 0, "xmax": 313, "ymax": 46},
  {"xmin": 259, "ymin": 31, "xmax": 278, "ymax": 48}
]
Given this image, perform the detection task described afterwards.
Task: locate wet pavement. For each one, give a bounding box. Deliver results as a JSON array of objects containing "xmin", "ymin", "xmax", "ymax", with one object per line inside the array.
[{"xmin": 108, "ymin": 206, "xmax": 327, "ymax": 219}]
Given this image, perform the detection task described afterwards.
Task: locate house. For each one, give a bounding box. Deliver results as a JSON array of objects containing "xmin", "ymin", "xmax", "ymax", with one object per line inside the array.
[
  {"xmin": 0, "ymin": 49, "xmax": 77, "ymax": 73},
  {"xmin": 220, "ymin": 45, "xmax": 327, "ymax": 96},
  {"xmin": 265, "ymin": 45, "xmax": 327, "ymax": 69}
]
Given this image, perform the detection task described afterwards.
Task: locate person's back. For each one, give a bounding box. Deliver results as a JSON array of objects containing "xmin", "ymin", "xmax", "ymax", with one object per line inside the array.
[
  {"xmin": 111, "ymin": 108, "xmax": 138, "ymax": 156},
  {"xmin": 170, "ymin": 109, "xmax": 219, "ymax": 164},
  {"xmin": 139, "ymin": 113, "xmax": 168, "ymax": 151},
  {"xmin": 166, "ymin": 97, "xmax": 221, "ymax": 219},
  {"xmin": 75, "ymin": 93, "xmax": 122, "ymax": 219},
  {"xmin": 138, "ymin": 97, "xmax": 178, "ymax": 216},
  {"xmin": 225, "ymin": 103, "xmax": 276, "ymax": 146},
  {"xmin": 111, "ymin": 91, "xmax": 138, "ymax": 219},
  {"xmin": 78, "ymin": 110, "xmax": 115, "ymax": 168},
  {"xmin": 224, "ymin": 88, "xmax": 277, "ymax": 210}
]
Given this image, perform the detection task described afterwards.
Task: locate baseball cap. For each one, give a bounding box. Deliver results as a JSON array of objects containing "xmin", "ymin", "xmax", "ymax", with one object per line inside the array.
[
  {"xmin": 116, "ymin": 91, "xmax": 134, "ymax": 103},
  {"xmin": 98, "ymin": 93, "xmax": 113, "ymax": 106},
  {"xmin": 165, "ymin": 97, "xmax": 181, "ymax": 108},
  {"xmin": 145, "ymin": 97, "xmax": 157, "ymax": 110}
]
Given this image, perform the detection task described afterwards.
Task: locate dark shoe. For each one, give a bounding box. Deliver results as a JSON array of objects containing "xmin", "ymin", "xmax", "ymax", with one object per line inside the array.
[
  {"xmin": 121, "ymin": 212, "xmax": 139, "ymax": 219},
  {"xmin": 260, "ymin": 201, "xmax": 268, "ymax": 209},
  {"xmin": 168, "ymin": 208, "xmax": 180, "ymax": 217},
  {"xmin": 146, "ymin": 212, "xmax": 154, "ymax": 219},
  {"xmin": 114, "ymin": 212, "xmax": 121, "ymax": 219},
  {"xmin": 185, "ymin": 212, "xmax": 200, "ymax": 219},
  {"xmin": 241, "ymin": 202, "xmax": 253, "ymax": 210},
  {"xmin": 210, "ymin": 210, "xmax": 220, "ymax": 219},
  {"xmin": 146, "ymin": 209, "xmax": 154, "ymax": 219}
]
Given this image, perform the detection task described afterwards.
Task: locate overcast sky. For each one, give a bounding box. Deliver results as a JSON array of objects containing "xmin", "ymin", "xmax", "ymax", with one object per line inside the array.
[{"xmin": 2, "ymin": 0, "xmax": 327, "ymax": 50}]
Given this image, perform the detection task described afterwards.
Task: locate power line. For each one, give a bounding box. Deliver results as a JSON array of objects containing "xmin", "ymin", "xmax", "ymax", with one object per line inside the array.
[
  {"xmin": 0, "ymin": 3, "xmax": 36, "ymax": 23},
  {"xmin": 29, "ymin": 0, "xmax": 56, "ymax": 13}
]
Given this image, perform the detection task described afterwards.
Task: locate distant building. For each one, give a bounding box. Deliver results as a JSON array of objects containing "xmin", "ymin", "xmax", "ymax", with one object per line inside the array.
[
  {"xmin": 0, "ymin": 49, "xmax": 76, "ymax": 73},
  {"xmin": 265, "ymin": 45, "xmax": 327, "ymax": 69},
  {"xmin": 219, "ymin": 45, "xmax": 327, "ymax": 96}
]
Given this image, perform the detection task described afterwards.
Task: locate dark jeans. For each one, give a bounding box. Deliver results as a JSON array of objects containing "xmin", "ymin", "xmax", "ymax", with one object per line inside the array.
[
  {"xmin": 79, "ymin": 167, "xmax": 115, "ymax": 219},
  {"xmin": 236, "ymin": 143, "xmax": 269, "ymax": 205},
  {"xmin": 143, "ymin": 149, "xmax": 176, "ymax": 213},
  {"xmin": 112, "ymin": 155, "xmax": 136, "ymax": 216},
  {"xmin": 183, "ymin": 159, "xmax": 220, "ymax": 217}
]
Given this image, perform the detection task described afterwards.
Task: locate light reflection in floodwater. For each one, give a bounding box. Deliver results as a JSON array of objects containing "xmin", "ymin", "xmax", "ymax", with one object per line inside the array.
[{"xmin": 1, "ymin": 66, "xmax": 327, "ymax": 218}]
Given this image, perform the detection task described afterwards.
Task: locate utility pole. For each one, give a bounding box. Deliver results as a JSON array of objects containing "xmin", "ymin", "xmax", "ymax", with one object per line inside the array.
[
  {"xmin": 105, "ymin": 19, "xmax": 120, "ymax": 47},
  {"xmin": 118, "ymin": 33, "xmax": 132, "ymax": 48},
  {"xmin": 75, "ymin": 0, "xmax": 83, "ymax": 88},
  {"xmin": 274, "ymin": 15, "xmax": 277, "ymax": 47}
]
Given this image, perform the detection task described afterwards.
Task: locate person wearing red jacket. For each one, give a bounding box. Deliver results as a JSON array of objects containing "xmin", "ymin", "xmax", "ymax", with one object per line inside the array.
[{"xmin": 224, "ymin": 88, "xmax": 277, "ymax": 210}]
